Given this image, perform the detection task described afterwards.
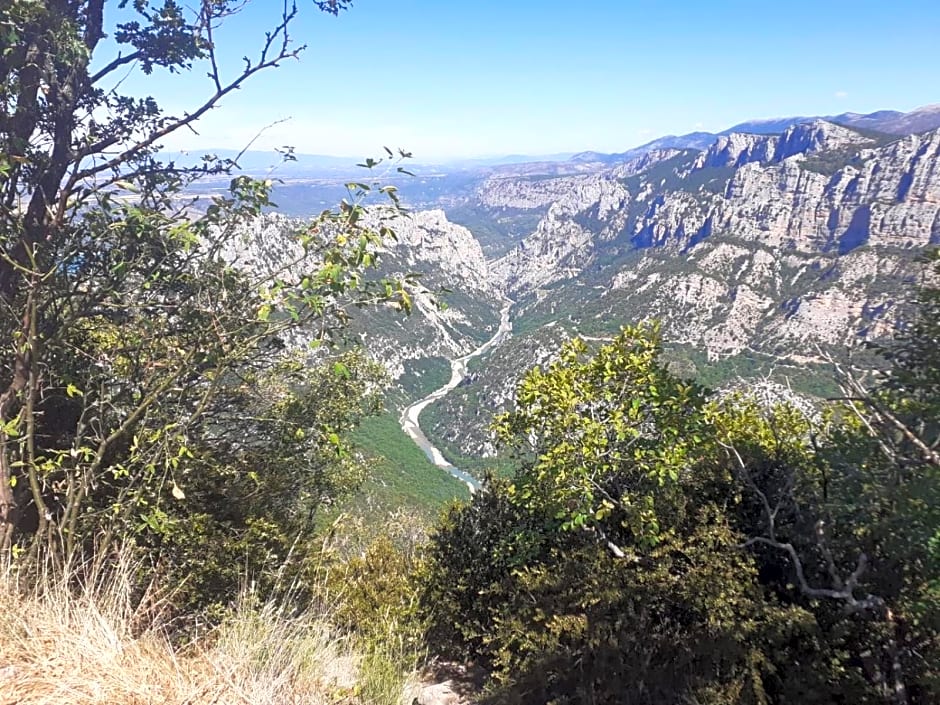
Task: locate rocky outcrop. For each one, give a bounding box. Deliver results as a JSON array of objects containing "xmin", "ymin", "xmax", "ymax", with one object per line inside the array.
[
  {"xmin": 362, "ymin": 209, "xmax": 503, "ymax": 381},
  {"xmin": 223, "ymin": 209, "xmax": 504, "ymax": 387},
  {"xmin": 488, "ymin": 151, "xmax": 692, "ymax": 292},
  {"xmin": 422, "ymin": 124, "xmax": 940, "ymax": 456},
  {"xmin": 474, "ymin": 174, "xmax": 596, "ymax": 210},
  {"xmin": 387, "ymin": 209, "xmax": 496, "ymax": 300},
  {"xmin": 693, "ymin": 121, "xmax": 876, "ymax": 170},
  {"xmin": 494, "ymin": 123, "xmax": 940, "ymax": 361}
]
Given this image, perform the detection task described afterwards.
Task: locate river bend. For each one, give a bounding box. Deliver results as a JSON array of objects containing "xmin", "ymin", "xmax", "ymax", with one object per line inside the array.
[{"xmin": 399, "ymin": 302, "xmax": 512, "ymax": 492}]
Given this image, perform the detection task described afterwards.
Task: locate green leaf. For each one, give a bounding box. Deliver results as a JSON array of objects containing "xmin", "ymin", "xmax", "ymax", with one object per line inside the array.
[
  {"xmin": 356, "ymin": 157, "xmax": 380, "ymax": 169},
  {"xmin": 2, "ymin": 417, "xmax": 20, "ymax": 438}
]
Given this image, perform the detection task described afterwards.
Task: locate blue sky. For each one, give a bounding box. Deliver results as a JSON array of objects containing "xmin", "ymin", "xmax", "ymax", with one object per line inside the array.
[{"xmin": 110, "ymin": 0, "xmax": 940, "ymax": 159}]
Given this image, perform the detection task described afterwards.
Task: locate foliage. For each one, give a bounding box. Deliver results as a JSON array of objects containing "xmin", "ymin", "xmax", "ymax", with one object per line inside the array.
[
  {"xmin": 0, "ymin": 0, "xmax": 418, "ymax": 614},
  {"xmin": 394, "ymin": 355, "xmax": 452, "ymax": 401},
  {"xmin": 138, "ymin": 351, "xmax": 390, "ymax": 611},
  {"xmin": 422, "ymin": 479, "xmax": 822, "ymax": 704},
  {"xmin": 493, "ymin": 322, "xmax": 710, "ymax": 547},
  {"xmin": 422, "ymin": 322, "xmax": 940, "ymax": 704},
  {"xmin": 799, "ymin": 130, "xmax": 896, "ymax": 176},
  {"xmin": 319, "ymin": 520, "xmax": 430, "ymax": 705},
  {"xmin": 800, "ymin": 148, "xmax": 868, "ymax": 176},
  {"xmin": 328, "ymin": 532, "xmax": 425, "ymax": 659},
  {"xmin": 848, "ymin": 250, "xmax": 940, "ymax": 689}
]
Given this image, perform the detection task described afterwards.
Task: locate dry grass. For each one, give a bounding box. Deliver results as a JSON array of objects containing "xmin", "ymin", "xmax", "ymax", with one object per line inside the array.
[{"xmin": 0, "ymin": 556, "xmax": 419, "ymax": 705}]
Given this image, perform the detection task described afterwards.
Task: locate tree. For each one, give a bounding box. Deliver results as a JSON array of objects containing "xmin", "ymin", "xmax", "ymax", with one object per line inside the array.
[
  {"xmin": 425, "ymin": 327, "xmax": 805, "ymax": 704},
  {"xmin": 492, "ymin": 322, "xmax": 711, "ymax": 555},
  {"xmin": 713, "ymin": 252, "xmax": 940, "ymax": 705},
  {"xmin": 424, "ymin": 323, "xmax": 940, "ymax": 703},
  {"xmin": 0, "ymin": 0, "xmax": 410, "ymax": 583}
]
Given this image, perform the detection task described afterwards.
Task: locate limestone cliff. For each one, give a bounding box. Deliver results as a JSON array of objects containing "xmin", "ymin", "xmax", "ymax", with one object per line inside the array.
[
  {"xmin": 425, "ymin": 122, "xmax": 940, "ymax": 458},
  {"xmin": 495, "ymin": 122, "xmax": 939, "ymax": 358},
  {"xmin": 362, "ymin": 209, "xmax": 503, "ymax": 383},
  {"xmin": 222, "ymin": 209, "xmax": 503, "ymax": 392}
]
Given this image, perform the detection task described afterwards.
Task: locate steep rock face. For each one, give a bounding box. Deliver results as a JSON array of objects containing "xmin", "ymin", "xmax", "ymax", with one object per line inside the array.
[
  {"xmin": 221, "ymin": 213, "xmax": 306, "ymax": 277},
  {"xmin": 474, "ymin": 174, "xmax": 596, "ymax": 210},
  {"xmin": 693, "ymin": 121, "xmax": 877, "ymax": 170},
  {"xmin": 695, "ymin": 132, "xmax": 777, "ymax": 169},
  {"xmin": 388, "ymin": 209, "xmax": 495, "ymax": 298},
  {"xmin": 495, "ymin": 124, "xmax": 939, "ymax": 361},
  {"xmin": 363, "ymin": 209, "xmax": 504, "ymax": 382},
  {"xmin": 223, "ymin": 210, "xmax": 503, "ymax": 387},
  {"xmin": 773, "ymin": 121, "xmax": 873, "ymax": 161},
  {"xmin": 487, "ymin": 150, "xmax": 690, "ymax": 293},
  {"xmin": 427, "ymin": 124, "xmax": 940, "ymax": 457},
  {"xmin": 610, "ymin": 149, "xmax": 684, "ymax": 178},
  {"xmin": 568, "ymin": 105, "xmax": 940, "ymax": 170},
  {"xmin": 492, "ymin": 177, "xmax": 631, "ymax": 292}
]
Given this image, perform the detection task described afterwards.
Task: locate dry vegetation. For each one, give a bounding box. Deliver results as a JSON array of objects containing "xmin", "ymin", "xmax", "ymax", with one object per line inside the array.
[{"xmin": 0, "ymin": 556, "xmax": 419, "ymax": 705}]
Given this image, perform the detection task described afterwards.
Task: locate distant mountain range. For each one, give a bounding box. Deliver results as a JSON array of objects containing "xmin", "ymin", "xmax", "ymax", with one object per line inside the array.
[
  {"xmin": 570, "ymin": 104, "xmax": 940, "ymax": 165},
  {"xmin": 170, "ymin": 104, "xmax": 940, "ymax": 178},
  {"xmin": 725, "ymin": 104, "xmax": 940, "ymax": 136}
]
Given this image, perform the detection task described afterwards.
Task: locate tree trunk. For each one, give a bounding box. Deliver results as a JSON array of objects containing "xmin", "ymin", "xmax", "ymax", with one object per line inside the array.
[{"xmin": 0, "ymin": 342, "xmax": 29, "ymax": 552}]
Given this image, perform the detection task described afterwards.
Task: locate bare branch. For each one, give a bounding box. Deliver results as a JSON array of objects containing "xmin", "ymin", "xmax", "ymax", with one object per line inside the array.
[
  {"xmin": 723, "ymin": 438, "xmax": 882, "ymax": 615},
  {"xmin": 203, "ymin": 3, "xmax": 224, "ymax": 93},
  {"xmin": 72, "ymin": 2, "xmax": 305, "ymax": 189},
  {"xmin": 830, "ymin": 354, "xmax": 940, "ymax": 468},
  {"xmin": 720, "ymin": 440, "xmax": 777, "ymax": 541},
  {"xmin": 89, "ymin": 51, "xmax": 143, "ymax": 85},
  {"xmin": 231, "ymin": 117, "xmax": 293, "ymax": 170}
]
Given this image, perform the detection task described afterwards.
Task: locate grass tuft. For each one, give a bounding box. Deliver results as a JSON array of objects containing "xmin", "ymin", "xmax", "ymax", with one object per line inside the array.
[{"xmin": 0, "ymin": 553, "xmax": 419, "ymax": 705}]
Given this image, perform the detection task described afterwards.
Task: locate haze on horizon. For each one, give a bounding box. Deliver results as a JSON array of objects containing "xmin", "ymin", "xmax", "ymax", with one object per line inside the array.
[{"xmin": 106, "ymin": 0, "xmax": 940, "ymax": 160}]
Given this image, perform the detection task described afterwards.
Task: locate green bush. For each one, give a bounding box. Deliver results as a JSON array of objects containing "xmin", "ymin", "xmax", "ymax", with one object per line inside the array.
[
  {"xmin": 422, "ymin": 479, "xmax": 829, "ymax": 705},
  {"xmin": 323, "ymin": 524, "xmax": 429, "ymax": 705},
  {"xmin": 420, "ymin": 324, "xmax": 940, "ymax": 704}
]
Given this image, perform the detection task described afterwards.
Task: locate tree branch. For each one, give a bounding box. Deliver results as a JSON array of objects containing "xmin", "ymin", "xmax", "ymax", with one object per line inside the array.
[
  {"xmin": 89, "ymin": 50, "xmax": 144, "ymax": 85},
  {"xmin": 73, "ymin": 1, "xmax": 304, "ymax": 186}
]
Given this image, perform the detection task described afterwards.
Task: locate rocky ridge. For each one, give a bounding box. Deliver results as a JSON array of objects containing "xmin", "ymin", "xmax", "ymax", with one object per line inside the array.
[
  {"xmin": 222, "ymin": 210, "xmax": 504, "ymax": 391},
  {"xmin": 571, "ymin": 104, "xmax": 940, "ymax": 167},
  {"xmin": 423, "ymin": 122, "xmax": 940, "ymax": 458}
]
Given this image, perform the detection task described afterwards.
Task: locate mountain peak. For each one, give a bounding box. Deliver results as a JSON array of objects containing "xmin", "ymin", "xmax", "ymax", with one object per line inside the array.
[{"xmin": 773, "ymin": 119, "xmax": 876, "ymax": 160}]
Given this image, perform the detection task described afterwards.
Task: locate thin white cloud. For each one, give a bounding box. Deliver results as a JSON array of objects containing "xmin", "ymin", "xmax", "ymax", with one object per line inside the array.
[{"xmin": 834, "ymin": 90, "xmax": 849, "ymax": 99}]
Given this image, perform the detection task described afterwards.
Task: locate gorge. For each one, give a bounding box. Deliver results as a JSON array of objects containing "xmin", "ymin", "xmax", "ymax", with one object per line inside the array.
[
  {"xmin": 384, "ymin": 114, "xmax": 940, "ymax": 473},
  {"xmin": 227, "ymin": 106, "xmax": 940, "ymax": 485},
  {"xmin": 5, "ymin": 4, "xmax": 938, "ymax": 702}
]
